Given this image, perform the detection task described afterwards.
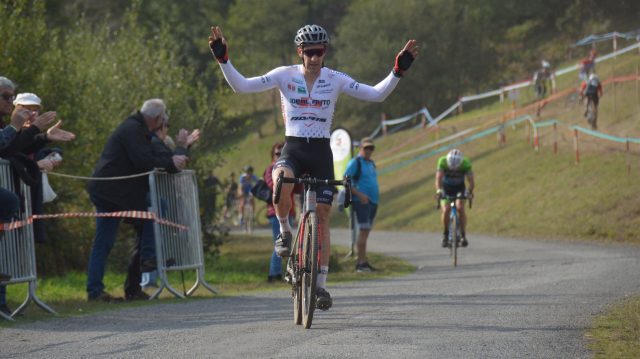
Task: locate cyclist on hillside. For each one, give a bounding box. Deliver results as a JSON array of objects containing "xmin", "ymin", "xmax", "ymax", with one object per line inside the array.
[
  {"xmin": 578, "ymin": 49, "xmax": 597, "ymax": 82},
  {"xmin": 435, "ymin": 149, "xmax": 474, "ymax": 248},
  {"xmin": 580, "ymin": 73, "xmax": 603, "ymax": 130},
  {"xmin": 238, "ymin": 165, "xmax": 258, "ymax": 227},
  {"xmin": 532, "ymin": 60, "xmax": 556, "ymax": 100},
  {"xmin": 209, "ymin": 24, "xmax": 418, "ymax": 310}
]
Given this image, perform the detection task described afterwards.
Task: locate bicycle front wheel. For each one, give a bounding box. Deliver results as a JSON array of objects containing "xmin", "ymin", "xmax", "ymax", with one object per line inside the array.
[
  {"xmin": 301, "ymin": 211, "xmax": 318, "ymax": 329},
  {"xmin": 450, "ymin": 212, "xmax": 458, "ymax": 267},
  {"xmin": 290, "ymin": 258, "xmax": 302, "ymax": 325}
]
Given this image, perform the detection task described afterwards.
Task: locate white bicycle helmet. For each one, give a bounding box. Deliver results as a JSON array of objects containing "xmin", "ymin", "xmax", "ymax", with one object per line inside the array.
[
  {"xmin": 446, "ymin": 149, "xmax": 463, "ymax": 169},
  {"xmin": 294, "ymin": 24, "xmax": 330, "ymax": 47},
  {"xmin": 589, "ymin": 73, "xmax": 599, "ymax": 82},
  {"xmin": 541, "ymin": 60, "xmax": 550, "ymax": 68}
]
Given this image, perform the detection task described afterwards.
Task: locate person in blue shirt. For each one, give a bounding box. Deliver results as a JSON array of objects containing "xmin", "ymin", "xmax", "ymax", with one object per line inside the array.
[
  {"xmin": 238, "ymin": 165, "xmax": 258, "ymax": 227},
  {"xmin": 343, "ymin": 137, "xmax": 379, "ymax": 272}
]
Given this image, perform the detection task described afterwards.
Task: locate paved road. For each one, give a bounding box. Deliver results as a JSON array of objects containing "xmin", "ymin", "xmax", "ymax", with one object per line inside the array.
[{"xmin": 2, "ymin": 230, "xmax": 639, "ymax": 358}]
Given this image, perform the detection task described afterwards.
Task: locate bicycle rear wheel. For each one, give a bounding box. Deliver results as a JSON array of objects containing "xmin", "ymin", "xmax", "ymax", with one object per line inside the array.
[{"xmin": 301, "ymin": 211, "xmax": 318, "ymax": 329}]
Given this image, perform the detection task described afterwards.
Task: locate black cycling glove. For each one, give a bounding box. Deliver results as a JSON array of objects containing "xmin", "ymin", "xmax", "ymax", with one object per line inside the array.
[
  {"xmin": 393, "ymin": 50, "xmax": 414, "ymax": 77},
  {"xmin": 210, "ymin": 38, "xmax": 228, "ymax": 64}
]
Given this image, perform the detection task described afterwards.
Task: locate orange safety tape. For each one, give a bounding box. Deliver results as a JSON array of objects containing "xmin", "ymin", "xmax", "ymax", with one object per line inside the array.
[{"xmin": 0, "ymin": 211, "xmax": 188, "ymax": 231}]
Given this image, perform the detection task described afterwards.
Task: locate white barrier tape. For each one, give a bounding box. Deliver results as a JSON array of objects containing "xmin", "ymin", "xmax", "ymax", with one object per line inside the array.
[
  {"xmin": 47, "ymin": 170, "xmax": 155, "ymax": 181},
  {"xmin": 0, "ymin": 211, "xmax": 188, "ymax": 231}
]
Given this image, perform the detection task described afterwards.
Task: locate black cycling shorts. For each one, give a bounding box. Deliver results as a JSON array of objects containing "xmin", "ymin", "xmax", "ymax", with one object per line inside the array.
[
  {"xmin": 274, "ymin": 137, "xmax": 335, "ymax": 205},
  {"xmin": 586, "ymin": 93, "xmax": 599, "ymax": 107},
  {"xmin": 443, "ymin": 183, "xmax": 466, "ymax": 199}
]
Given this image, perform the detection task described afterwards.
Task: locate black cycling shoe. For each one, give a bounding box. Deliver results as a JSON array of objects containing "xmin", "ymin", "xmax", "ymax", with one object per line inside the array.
[
  {"xmin": 460, "ymin": 237, "xmax": 469, "ymax": 248},
  {"xmin": 441, "ymin": 235, "xmax": 449, "ymax": 248},
  {"xmin": 275, "ymin": 232, "xmax": 293, "ymax": 257},
  {"xmin": 316, "ymin": 288, "xmax": 332, "ymax": 311}
]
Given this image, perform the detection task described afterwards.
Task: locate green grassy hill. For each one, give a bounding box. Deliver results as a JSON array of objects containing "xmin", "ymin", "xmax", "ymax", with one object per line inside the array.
[{"xmin": 215, "ymin": 50, "xmax": 640, "ymax": 243}]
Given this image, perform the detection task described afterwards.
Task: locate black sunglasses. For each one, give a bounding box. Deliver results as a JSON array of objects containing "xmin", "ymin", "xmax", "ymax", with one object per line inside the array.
[
  {"xmin": 0, "ymin": 93, "xmax": 15, "ymax": 102},
  {"xmin": 303, "ymin": 48, "xmax": 326, "ymax": 58}
]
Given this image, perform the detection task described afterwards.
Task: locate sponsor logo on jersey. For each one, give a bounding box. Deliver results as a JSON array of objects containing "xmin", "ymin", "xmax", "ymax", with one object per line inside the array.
[
  {"xmin": 316, "ymin": 89, "xmax": 333, "ymax": 94},
  {"xmin": 349, "ymin": 81, "xmax": 360, "ymax": 90},
  {"xmin": 323, "ymin": 190, "xmax": 333, "ymax": 196},
  {"xmin": 290, "ymin": 115, "xmax": 327, "ymax": 123},
  {"xmin": 292, "ymin": 78, "xmax": 304, "ymax": 85},
  {"xmin": 318, "ymin": 79, "xmax": 326, "ymax": 83},
  {"xmin": 260, "ymin": 76, "xmax": 272, "ymax": 84},
  {"xmin": 317, "ymin": 83, "xmax": 331, "ymax": 89},
  {"xmin": 297, "ymin": 86, "xmax": 306, "ymax": 94},
  {"xmin": 289, "ymin": 97, "xmax": 331, "ymax": 109},
  {"xmin": 287, "ymin": 84, "xmax": 296, "ymax": 92}
]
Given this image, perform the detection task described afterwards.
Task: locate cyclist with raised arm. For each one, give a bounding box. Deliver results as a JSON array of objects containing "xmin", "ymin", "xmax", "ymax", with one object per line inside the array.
[
  {"xmin": 436, "ymin": 149, "xmax": 474, "ymax": 248},
  {"xmin": 209, "ymin": 24, "xmax": 418, "ymax": 310}
]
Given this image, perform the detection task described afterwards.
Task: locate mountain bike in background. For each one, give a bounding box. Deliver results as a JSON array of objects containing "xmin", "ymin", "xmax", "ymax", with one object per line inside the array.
[{"xmin": 274, "ymin": 172, "xmax": 351, "ymax": 329}]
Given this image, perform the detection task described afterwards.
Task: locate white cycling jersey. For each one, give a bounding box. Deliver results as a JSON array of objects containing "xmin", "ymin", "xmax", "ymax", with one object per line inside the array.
[{"xmin": 218, "ymin": 61, "xmax": 400, "ymax": 138}]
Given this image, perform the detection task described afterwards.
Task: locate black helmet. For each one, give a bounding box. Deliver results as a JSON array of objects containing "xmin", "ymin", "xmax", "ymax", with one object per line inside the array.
[
  {"xmin": 294, "ymin": 24, "xmax": 330, "ymax": 47},
  {"xmin": 244, "ymin": 165, "xmax": 253, "ymax": 173}
]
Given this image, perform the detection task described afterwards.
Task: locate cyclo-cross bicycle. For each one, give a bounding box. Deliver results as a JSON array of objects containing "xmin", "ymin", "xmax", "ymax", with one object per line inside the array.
[
  {"xmin": 585, "ymin": 100, "xmax": 598, "ymax": 130},
  {"xmin": 436, "ymin": 193, "xmax": 472, "ymax": 267},
  {"xmin": 274, "ymin": 172, "xmax": 351, "ymax": 329}
]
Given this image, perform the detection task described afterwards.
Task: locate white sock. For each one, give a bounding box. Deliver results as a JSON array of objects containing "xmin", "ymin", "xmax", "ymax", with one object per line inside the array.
[
  {"xmin": 277, "ymin": 216, "xmax": 291, "ymax": 234},
  {"xmin": 317, "ymin": 266, "xmax": 329, "ymax": 289}
]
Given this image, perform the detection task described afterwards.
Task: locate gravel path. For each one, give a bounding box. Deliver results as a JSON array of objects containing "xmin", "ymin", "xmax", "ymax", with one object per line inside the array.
[{"xmin": 1, "ymin": 229, "xmax": 639, "ymax": 358}]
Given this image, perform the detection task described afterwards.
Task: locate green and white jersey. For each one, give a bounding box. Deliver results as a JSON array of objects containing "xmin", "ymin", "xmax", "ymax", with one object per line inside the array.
[{"xmin": 436, "ymin": 156, "xmax": 472, "ymax": 187}]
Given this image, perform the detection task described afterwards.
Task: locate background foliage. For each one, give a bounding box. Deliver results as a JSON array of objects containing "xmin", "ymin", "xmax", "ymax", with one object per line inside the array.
[{"xmin": 1, "ymin": 0, "xmax": 638, "ymax": 275}]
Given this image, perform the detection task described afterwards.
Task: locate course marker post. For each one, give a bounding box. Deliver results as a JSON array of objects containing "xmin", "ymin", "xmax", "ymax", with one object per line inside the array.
[
  {"xmin": 553, "ymin": 122, "xmax": 558, "ymax": 155},
  {"xmin": 573, "ymin": 129, "xmax": 580, "ymax": 164}
]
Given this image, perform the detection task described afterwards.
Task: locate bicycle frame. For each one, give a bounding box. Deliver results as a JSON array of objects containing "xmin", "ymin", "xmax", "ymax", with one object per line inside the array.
[
  {"xmin": 274, "ymin": 172, "xmax": 351, "ymax": 328},
  {"xmin": 436, "ymin": 193, "xmax": 471, "ymax": 267}
]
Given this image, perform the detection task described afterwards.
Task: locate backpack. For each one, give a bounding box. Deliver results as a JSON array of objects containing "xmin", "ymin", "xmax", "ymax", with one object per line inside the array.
[
  {"xmin": 585, "ymin": 78, "xmax": 599, "ymax": 96},
  {"xmin": 352, "ymin": 157, "xmax": 375, "ymax": 182}
]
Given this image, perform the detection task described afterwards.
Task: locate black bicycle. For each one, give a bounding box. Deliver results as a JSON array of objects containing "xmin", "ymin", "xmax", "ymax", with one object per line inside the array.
[
  {"xmin": 274, "ymin": 172, "xmax": 351, "ymax": 329},
  {"xmin": 436, "ymin": 193, "xmax": 472, "ymax": 267}
]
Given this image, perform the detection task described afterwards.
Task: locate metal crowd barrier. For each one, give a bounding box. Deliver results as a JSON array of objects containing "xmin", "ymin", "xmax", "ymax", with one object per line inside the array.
[
  {"xmin": 148, "ymin": 169, "xmax": 217, "ymax": 299},
  {"xmin": 0, "ymin": 159, "xmax": 56, "ymax": 321}
]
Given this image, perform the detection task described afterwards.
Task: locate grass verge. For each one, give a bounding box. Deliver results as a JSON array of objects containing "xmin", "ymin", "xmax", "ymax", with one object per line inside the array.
[
  {"xmin": 587, "ymin": 296, "xmax": 640, "ymax": 358},
  {"xmin": 1, "ymin": 233, "xmax": 414, "ymax": 326}
]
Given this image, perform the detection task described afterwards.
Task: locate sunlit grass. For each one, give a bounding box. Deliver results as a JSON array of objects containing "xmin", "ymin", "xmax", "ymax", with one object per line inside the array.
[{"xmin": 588, "ymin": 297, "xmax": 640, "ymax": 358}]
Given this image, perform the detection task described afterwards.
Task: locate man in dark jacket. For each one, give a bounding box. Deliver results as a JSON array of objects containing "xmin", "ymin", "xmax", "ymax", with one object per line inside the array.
[{"xmin": 86, "ymin": 98, "xmax": 187, "ymax": 302}]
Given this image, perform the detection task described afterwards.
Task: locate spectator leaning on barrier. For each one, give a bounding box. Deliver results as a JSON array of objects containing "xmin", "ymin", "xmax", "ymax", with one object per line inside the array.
[
  {"xmin": 138, "ymin": 113, "xmax": 200, "ymax": 289},
  {"xmin": 0, "ymin": 76, "xmax": 63, "ymax": 316},
  {"xmin": 86, "ymin": 98, "xmax": 188, "ymax": 302},
  {"xmin": 344, "ymin": 137, "xmax": 379, "ymax": 272},
  {"xmin": 12, "ymin": 92, "xmax": 74, "ymax": 243}
]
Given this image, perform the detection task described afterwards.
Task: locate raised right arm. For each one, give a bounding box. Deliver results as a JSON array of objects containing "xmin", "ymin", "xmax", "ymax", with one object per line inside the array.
[{"xmin": 218, "ymin": 62, "xmax": 279, "ymax": 94}]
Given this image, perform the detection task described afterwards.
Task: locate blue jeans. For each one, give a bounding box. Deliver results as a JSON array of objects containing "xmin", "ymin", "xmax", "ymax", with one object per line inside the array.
[
  {"xmin": 268, "ymin": 216, "xmax": 283, "ymax": 277},
  {"xmin": 268, "ymin": 215, "xmax": 295, "ymax": 277},
  {"xmin": 140, "ymin": 195, "xmax": 169, "ymax": 263},
  {"xmin": 0, "ymin": 187, "xmax": 19, "ymax": 221},
  {"xmin": 86, "ymin": 205, "xmax": 147, "ymax": 298},
  {"xmin": 86, "ymin": 207, "xmax": 122, "ymax": 298}
]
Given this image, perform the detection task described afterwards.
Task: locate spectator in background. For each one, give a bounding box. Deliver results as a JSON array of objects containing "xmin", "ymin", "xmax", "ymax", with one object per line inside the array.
[
  {"xmin": 13, "ymin": 92, "xmax": 74, "ymax": 243},
  {"xmin": 238, "ymin": 165, "xmax": 257, "ymax": 227},
  {"xmin": 139, "ymin": 114, "xmax": 200, "ymax": 289},
  {"xmin": 343, "ymin": 137, "xmax": 379, "ymax": 272},
  {"xmin": 222, "ymin": 172, "xmax": 238, "ymax": 224},
  {"xmin": 263, "ymin": 142, "xmax": 297, "ymax": 282},
  {"xmin": 86, "ymin": 99, "xmax": 188, "ymax": 302},
  {"xmin": 0, "ymin": 77, "xmax": 62, "ymax": 316}
]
